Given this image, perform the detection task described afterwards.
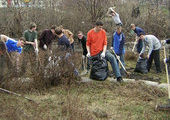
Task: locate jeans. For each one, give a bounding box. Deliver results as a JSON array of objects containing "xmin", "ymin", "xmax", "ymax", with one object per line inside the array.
[
  {"xmin": 118, "ymin": 54, "xmax": 125, "ymax": 75},
  {"xmin": 105, "ymin": 50, "xmax": 121, "ymax": 78}
]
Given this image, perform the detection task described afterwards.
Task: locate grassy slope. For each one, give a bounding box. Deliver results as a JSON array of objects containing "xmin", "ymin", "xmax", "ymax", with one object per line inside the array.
[{"xmin": 0, "ymin": 81, "xmax": 169, "ymax": 120}]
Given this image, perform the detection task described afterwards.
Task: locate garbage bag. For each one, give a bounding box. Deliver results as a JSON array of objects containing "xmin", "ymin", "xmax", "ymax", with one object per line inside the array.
[
  {"xmin": 90, "ymin": 54, "xmax": 108, "ymax": 81},
  {"xmin": 134, "ymin": 58, "xmax": 148, "ymax": 74}
]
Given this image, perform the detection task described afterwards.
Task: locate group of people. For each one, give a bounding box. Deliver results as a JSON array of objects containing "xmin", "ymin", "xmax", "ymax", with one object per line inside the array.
[
  {"xmin": 78, "ymin": 7, "xmax": 169, "ymax": 82},
  {"xmin": 0, "ymin": 7, "xmax": 169, "ymax": 82},
  {"xmin": 0, "ymin": 23, "xmax": 75, "ymax": 78}
]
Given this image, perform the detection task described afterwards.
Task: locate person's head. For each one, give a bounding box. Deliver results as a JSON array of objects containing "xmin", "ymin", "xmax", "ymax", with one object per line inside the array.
[
  {"xmin": 18, "ymin": 37, "xmax": 25, "ymax": 47},
  {"xmin": 77, "ymin": 31, "xmax": 83, "ymax": 39},
  {"xmin": 0, "ymin": 35, "xmax": 8, "ymax": 42},
  {"xmin": 51, "ymin": 25, "xmax": 56, "ymax": 34},
  {"xmin": 58, "ymin": 25, "xmax": 64, "ymax": 32},
  {"xmin": 95, "ymin": 21, "xmax": 103, "ymax": 32},
  {"xmin": 139, "ymin": 32, "xmax": 145, "ymax": 40},
  {"xmin": 130, "ymin": 24, "xmax": 136, "ymax": 30},
  {"xmin": 29, "ymin": 22, "xmax": 37, "ymax": 31},
  {"xmin": 116, "ymin": 26, "xmax": 122, "ymax": 34},
  {"xmin": 55, "ymin": 27, "xmax": 63, "ymax": 36}
]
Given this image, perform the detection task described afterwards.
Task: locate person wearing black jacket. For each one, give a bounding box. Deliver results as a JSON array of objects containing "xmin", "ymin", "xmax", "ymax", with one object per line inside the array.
[
  {"xmin": 78, "ymin": 31, "xmax": 90, "ymax": 72},
  {"xmin": 39, "ymin": 25, "xmax": 57, "ymax": 50}
]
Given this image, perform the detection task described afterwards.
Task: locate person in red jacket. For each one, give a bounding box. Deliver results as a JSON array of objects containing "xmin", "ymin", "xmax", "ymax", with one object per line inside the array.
[
  {"xmin": 86, "ymin": 21, "xmax": 123, "ymax": 82},
  {"xmin": 86, "ymin": 21, "xmax": 107, "ymax": 58}
]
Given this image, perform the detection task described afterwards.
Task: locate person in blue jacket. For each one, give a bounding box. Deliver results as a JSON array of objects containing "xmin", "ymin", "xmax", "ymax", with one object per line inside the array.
[
  {"xmin": 111, "ymin": 26, "xmax": 125, "ymax": 74},
  {"xmin": 131, "ymin": 24, "xmax": 145, "ymax": 53},
  {"xmin": 0, "ymin": 35, "xmax": 25, "ymax": 78}
]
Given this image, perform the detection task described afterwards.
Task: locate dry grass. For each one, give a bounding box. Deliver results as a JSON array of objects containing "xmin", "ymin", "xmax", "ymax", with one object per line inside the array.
[
  {"xmin": 0, "ymin": 81, "xmax": 169, "ymax": 120},
  {"xmin": 0, "ymin": 50, "xmax": 82, "ymax": 93}
]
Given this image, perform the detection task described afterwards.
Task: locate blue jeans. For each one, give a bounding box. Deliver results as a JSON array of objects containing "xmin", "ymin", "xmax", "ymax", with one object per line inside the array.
[
  {"xmin": 105, "ymin": 50, "xmax": 121, "ymax": 78},
  {"xmin": 118, "ymin": 54, "xmax": 125, "ymax": 75}
]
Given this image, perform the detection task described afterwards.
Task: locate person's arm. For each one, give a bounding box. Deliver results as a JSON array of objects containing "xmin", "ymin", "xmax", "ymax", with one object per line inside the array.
[
  {"xmin": 34, "ymin": 32, "xmax": 38, "ymax": 54},
  {"xmin": 147, "ymin": 38, "xmax": 154, "ymax": 58},
  {"xmin": 103, "ymin": 45, "xmax": 107, "ymax": 53},
  {"xmin": 35, "ymin": 39, "xmax": 38, "ymax": 49},
  {"xmin": 103, "ymin": 31, "xmax": 107, "ymax": 53},
  {"xmin": 139, "ymin": 40, "xmax": 145, "ymax": 56},
  {"xmin": 101, "ymin": 31, "xmax": 107, "ymax": 58},
  {"xmin": 86, "ymin": 46, "xmax": 90, "ymax": 54},
  {"xmin": 112, "ymin": 10, "xmax": 116, "ymax": 16}
]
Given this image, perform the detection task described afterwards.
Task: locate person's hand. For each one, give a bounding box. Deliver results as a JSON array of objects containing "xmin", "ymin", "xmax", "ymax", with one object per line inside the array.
[
  {"xmin": 164, "ymin": 58, "xmax": 167, "ymax": 64},
  {"xmin": 35, "ymin": 48, "xmax": 39, "ymax": 55},
  {"xmin": 101, "ymin": 52, "xmax": 105, "ymax": 58},
  {"xmin": 161, "ymin": 40, "xmax": 166, "ymax": 46},
  {"xmin": 147, "ymin": 55, "xmax": 149, "ymax": 59},
  {"xmin": 43, "ymin": 44, "xmax": 47, "ymax": 50},
  {"xmin": 110, "ymin": 47, "xmax": 113, "ymax": 50},
  {"xmin": 117, "ymin": 56, "xmax": 120, "ymax": 60},
  {"xmin": 86, "ymin": 52, "xmax": 90, "ymax": 57},
  {"xmin": 31, "ymin": 42, "xmax": 35, "ymax": 47}
]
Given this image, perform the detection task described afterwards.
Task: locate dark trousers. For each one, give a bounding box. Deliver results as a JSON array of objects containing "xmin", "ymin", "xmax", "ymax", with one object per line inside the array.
[
  {"xmin": 147, "ymin": 49, "xmax": 161, "ymax": 72},
  {"xmin": 0, "ymin": 55, "xmax": 6, "ymax": 78}
]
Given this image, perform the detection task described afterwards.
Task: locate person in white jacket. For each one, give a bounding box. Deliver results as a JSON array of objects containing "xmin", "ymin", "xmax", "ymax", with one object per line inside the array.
[
  {"xmin": 107, "ymin": 7, "xmax": 122, "ymax": 26},
  {"xmin": 139, "ymin": 33, "xmax": 162, "ymax": 73}
]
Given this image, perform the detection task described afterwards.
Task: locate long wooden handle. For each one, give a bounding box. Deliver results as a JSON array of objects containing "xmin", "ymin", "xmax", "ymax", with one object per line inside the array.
[
  {"xmin": 163, "ymin": 46, "xmax": 170, "ymax": 99},
  {"xmin": 0, "ymin": 88, "xmax": 34, "ymax": 102},
  {"xmin": 110, "ymin": 49, "xmax": 128, "ymax": 74}
]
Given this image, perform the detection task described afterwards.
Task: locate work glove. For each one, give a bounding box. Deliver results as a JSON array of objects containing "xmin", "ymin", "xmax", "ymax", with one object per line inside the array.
[
  {"xmin": 35, "ymin": 48, "xmax": 39, "ymax": 55},
  {"xmin": 43, "ymin": 44, "xmax": 47, "ymax": 50},
  {"xmin": 86, "ymin": 52, "xmax": 91, "ymax": 57},
  {"xmin": 164, "ymin": 58, "xmax": 167, "ymax": 64},
  {"xmin": 48, "ymin": 56, "xmax": 52, "ymax": 61},
  {"xmin": 117, "ymin": 55, "xmax": 120, "ymax": 60},
  {"xmin": 161, "ymin": 40, "xmax": 166, "ymax": 46},
  {"xmin": 101, "ymin": 52, "xmax": 105, "ymax": 58}
]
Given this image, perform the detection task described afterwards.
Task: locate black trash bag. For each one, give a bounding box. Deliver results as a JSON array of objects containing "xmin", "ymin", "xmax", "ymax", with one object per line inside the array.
[
  {"xmin": 90, "ymin": 54, "xmax": 108, "ymax": 81},
  {"xmin": 134, "ymin": 58, "xmax": 148, "ymax": 74}
]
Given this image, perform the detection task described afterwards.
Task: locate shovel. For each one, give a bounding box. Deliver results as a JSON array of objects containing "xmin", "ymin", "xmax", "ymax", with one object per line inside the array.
[
  {"xmin": 110, "ymin": 48, "xmax": 131, "ymax": 76},
  {"xmin": 155, "ymin": 45, "xmax": 170, "ymax": 111}
]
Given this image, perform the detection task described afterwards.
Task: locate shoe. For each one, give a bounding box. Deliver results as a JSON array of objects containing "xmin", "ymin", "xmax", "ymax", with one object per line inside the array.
[{"xmin": 117, "ymin": 77, "xmax": 123, "ymax": 83}]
